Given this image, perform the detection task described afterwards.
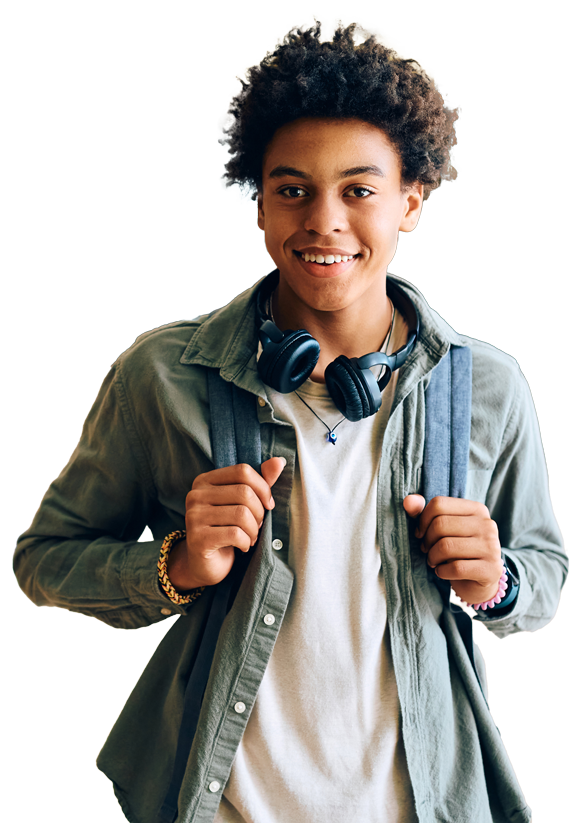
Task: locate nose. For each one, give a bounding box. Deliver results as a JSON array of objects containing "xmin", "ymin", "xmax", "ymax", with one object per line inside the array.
[{"xmin": 302, "ymin": 192, "xmax": 348, "ymax": 235}]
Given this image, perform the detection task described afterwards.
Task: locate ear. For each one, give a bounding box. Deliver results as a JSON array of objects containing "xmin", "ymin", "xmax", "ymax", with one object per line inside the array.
[
  {"xmin": 399, "ymin": 183, "xmax": 424, "ymax": 233},
  {"xmin": 257, "ymin": 189, "xmax": 265, "ymax": 231}
]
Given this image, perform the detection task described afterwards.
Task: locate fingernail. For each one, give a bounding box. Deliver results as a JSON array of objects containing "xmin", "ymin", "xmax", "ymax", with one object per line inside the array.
[
  {"xmin": 269, "ymin": 496, "xmax": 275, "ymax": 508},
  {"xmin": 279, "ymin": 456, "xmax": 287, "ymax": 467}
]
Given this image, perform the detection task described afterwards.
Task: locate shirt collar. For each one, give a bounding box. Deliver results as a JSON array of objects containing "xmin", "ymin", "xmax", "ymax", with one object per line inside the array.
[{"xmin": 180, "ymin": 269, "xmax": 467, "ymax": 396}]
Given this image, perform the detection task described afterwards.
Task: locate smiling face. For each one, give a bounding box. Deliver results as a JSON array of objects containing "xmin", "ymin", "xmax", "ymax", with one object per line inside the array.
[{"xmin": 257, "ymin": 117, "xmax": 423, "ymax": 321}]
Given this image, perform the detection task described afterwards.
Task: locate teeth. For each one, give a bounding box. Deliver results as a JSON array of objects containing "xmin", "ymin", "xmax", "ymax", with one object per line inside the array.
[{"xmin": 301, "ymin": 253, "xmax": 355, "ymax": 263}]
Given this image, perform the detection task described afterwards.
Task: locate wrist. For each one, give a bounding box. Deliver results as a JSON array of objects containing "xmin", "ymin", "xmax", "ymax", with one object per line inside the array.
[
  {"xmin": 463, "ymin": 564, "xmax": 509, "ymax": 611},
  {"xmin": 166, "ymin": 538, "xmax": 199, "ymax": 592},
  {"xmin": 158, "ymin": 530, "xmax": 205, "ymax": 606}
]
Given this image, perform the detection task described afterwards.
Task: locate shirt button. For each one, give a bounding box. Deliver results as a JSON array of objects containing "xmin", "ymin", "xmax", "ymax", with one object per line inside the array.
[
  {"xmin": 258, "ymin": 397, "xmax": 266, "ymax": 407},
  {"xmin": 208, "ymin": 781, "xmax": 221, "ymax": 793},
  {"xmin": 234, "ymin": 701, "xmax": 246, "ymax": 714},
  {"xmin": 160, "ymin": 608, "xmax": 172, "ymax": 616},
  {"xmin": 263, "ymin": 614, "xmax": 275, "ymax": 626},
  {"xmin": 272, "ymin": 538, "xmax": 283, "ymax": 551}
]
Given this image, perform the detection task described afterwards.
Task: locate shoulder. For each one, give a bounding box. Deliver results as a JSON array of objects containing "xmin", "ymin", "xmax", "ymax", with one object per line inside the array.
[
  {"xmin": 108, "ymin": 318, "xmax": 212, "ymax": 439},
  {"xmin": 113, "ymin": 317, "xmax": 207, "ymax": 372},
  {"xmin": 463, "ymin": 334, "xmax": 527, "ymax": 411},
  {"xmin": 459, "ymin": 335, "xmax": 533, "ymax": 470}
]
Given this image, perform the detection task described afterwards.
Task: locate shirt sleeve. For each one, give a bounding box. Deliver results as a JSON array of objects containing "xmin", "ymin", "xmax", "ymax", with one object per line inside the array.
[
  {"xmin": 13, "ymin": 364, "xmax": 202, "ymax": 629},
  {"xmin": 474, "ymin": 366, "xmax": 568, "ymax": 638}
]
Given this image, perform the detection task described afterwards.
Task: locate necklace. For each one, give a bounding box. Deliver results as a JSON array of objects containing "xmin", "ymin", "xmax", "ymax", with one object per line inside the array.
[
  {"xmin": 267, "ymin": 291, "xmax": 395, "ymax": 445},
  {"xmin": 294, "ymin": 392, "xmax": 346, "ymax": 445}
]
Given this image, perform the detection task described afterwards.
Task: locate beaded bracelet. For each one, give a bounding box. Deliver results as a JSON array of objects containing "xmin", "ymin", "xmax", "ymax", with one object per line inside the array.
[
  {"xmin": 462, "ymin": 564, "xmax": 509, "ymax": 611},
  {"xmin": 157, "ymin": 529, "xmax": 205, "ymax": 606}
]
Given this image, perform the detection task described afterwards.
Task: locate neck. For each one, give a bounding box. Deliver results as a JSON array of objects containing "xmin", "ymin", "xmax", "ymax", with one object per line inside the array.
[{"xmin": 272, "ymin": 277, "xmax": 393, "ymax": 383}]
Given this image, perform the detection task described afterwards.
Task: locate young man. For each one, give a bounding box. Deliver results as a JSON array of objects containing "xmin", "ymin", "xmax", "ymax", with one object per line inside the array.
[{"xmin": 14, "ymin": 22, "xmax": 567, "ymax": 823}]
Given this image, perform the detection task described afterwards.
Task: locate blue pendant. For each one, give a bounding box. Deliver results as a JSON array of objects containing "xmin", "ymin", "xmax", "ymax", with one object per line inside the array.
[{"xmin": 327, "ymin": 431, "xmax": 338, "ymax": 445}]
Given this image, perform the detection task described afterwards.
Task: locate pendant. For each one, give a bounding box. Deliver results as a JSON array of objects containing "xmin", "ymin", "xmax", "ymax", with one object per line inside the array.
[{"xmin": 327, "ymin": 431, "xmax": 338, "ymax": 445}]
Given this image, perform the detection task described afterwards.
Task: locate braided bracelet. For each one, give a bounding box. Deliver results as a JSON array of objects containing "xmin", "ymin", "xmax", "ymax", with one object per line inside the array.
[
  {"xmin": 157, "ymin": 529, "xmax": 205, "ymax": 606},
  {"xmin": 462, "ymin": 564, "xmax": 509, "ymax": 611}
]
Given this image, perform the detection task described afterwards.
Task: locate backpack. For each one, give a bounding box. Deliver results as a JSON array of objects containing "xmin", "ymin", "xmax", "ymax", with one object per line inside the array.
[{"xmin": 159, "ymin": 345, "xmax": 480, "ymax": 822}]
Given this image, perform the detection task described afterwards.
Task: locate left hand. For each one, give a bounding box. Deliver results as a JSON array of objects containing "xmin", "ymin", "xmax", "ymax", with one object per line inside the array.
[{"xmin": 403, "ymin": 494, "xmax": 503, "ymax": 605}]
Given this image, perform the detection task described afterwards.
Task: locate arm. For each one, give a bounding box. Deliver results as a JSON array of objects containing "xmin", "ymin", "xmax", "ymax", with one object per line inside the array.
[
  {"xmin": 14, "ymin": 351, "xmax": 287, "ymax": 629},
  {"xmin": 13, "ymin": 365, "xmax": 194, "ymax": 629},
  {"xmin": 475, "ymin": 367, "xmax": 568, "ymax": 637},
  {"xmin": 404, "ymin": 365, "xmax": 567, "ymax": 637}
]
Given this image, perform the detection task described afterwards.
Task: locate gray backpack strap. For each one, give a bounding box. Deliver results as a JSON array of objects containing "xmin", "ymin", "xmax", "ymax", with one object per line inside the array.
[
  {"xmin": 158, "ymin": 370, "xmax": 261, "ymax": 823},
  {"xmin": 422, "ymin": 346, "xmax": 483, "ymax": 685}
]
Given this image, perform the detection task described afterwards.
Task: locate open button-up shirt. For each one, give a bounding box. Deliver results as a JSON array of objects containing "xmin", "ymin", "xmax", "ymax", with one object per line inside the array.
[{"xmin": 14, "ymin": 274, "xmax": 567, "ymax": 823}]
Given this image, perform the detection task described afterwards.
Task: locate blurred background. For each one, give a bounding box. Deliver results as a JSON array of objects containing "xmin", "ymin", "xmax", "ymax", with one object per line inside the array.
[{"xmin": 2, "ymin": 2, "xmax": 577, "ymax": 820}]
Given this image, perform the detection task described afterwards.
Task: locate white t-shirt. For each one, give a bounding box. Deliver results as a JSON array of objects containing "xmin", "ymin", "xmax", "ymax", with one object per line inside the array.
[{"xmin": 215, "ymin": 309, "xmax": 418, "ymax": 822}]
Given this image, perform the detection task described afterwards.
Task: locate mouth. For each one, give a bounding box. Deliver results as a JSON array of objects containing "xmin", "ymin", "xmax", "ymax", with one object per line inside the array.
[
  {"xmin": 300, "ymin": 252, "xmax": 357, "ymax": 265},
  {"xmin": 294, "ymin": 250, "xmax": 358, "ymax": 264}
]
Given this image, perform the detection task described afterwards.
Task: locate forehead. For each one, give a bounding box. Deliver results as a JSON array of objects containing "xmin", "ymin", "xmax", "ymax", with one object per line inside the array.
[{"xmin": 262, "ymin": 117, "xmax": 401, "ymax": 179}]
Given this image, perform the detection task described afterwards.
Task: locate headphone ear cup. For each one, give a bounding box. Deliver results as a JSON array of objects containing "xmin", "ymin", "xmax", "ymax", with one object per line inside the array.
[
  {"xmin": 325, "ymin": 356, "xmax": 375, "ymax": 422},
  {"xmin": 258, "ymin": 331, "xmax": 320, "ymax": 393}
]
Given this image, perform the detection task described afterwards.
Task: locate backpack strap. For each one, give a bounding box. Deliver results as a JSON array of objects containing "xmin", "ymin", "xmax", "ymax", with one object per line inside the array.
[
  {"xmin": 422, "ymin": 346, "xmax": 484, "ymax": 688},
  {"xmin": 158, "ymin": 370, "xmax": 262, "ymax": 823},
  {"xmin": 423, "ymin": 345, "xmax": 472, "ymax": 502}
]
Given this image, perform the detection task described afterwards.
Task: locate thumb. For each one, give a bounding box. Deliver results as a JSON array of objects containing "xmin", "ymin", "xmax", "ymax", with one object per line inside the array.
[
  {"xmin": 261, "ymin": 456, "xmax": 286, "ymax": 488},
  {"xmin": 403, "ymin": 494, "xmax": 426, "ymax": 519}
]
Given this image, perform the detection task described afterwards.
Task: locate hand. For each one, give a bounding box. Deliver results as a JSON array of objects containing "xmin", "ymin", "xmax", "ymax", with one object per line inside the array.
[
  {"xmin": 403, "ymin": 494, "xmax": 503, "ymax": 605},
  {"xmin": 168, "ymin": 457, "xmax": 286, "ymax": 591}
]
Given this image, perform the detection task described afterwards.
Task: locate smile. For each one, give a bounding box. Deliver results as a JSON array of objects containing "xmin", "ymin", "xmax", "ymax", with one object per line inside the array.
[{"xmin": 300, "ymin": 252, "xmax": 355, "ymax": 264}]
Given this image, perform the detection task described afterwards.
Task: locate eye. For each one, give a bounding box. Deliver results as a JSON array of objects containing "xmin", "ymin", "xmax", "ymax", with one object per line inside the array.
[
  {"xmin": 280, "ymin": 186, "xmax": 308, "ymax": 198},
  {"xmin": 346, "ymin": 187, "xmax": 373, "ymax": 198}
]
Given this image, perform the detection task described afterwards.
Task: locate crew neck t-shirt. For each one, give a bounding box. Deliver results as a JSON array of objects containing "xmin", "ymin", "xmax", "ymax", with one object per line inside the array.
[{"xmin": 215, "ymin": 308, "xmax": 418, "ymax": 822}]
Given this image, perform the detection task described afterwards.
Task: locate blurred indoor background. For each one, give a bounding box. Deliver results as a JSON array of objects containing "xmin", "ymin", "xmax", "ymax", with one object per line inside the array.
[{"xmin": 13, "ymin": 12, "xmax": 569, "ymax": 823}]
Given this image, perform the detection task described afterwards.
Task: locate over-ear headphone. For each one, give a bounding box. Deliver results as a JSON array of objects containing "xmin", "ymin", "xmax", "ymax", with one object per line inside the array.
[{"xmin": 256, "ymin": 270, "xmax": 420, "ymax": 422}]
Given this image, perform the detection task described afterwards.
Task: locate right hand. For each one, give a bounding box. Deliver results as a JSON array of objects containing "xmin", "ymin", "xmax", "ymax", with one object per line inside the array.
[{"xmin": 167, "ymin": 457, "xmax": 286, "ymax": 591}]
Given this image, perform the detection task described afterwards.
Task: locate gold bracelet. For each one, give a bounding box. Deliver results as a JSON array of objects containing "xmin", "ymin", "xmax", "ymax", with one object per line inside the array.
[{"xmin": 157, "ymin": 529, "xmax": 205, "ymax": 606}]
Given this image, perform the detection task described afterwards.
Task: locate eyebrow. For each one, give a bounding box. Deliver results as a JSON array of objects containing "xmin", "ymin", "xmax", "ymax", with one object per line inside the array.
[{"xmin": 268, "ymin": 164, "xmax": 385, "ymax": 180}]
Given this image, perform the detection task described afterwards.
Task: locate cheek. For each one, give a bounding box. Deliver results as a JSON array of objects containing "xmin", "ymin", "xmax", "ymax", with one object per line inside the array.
[{"xmin": 262, "ymin": 229, "xmax": 288, "ymax": 266}]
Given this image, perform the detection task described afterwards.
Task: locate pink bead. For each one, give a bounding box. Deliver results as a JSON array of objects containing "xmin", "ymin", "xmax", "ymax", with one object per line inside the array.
[{"xmin": 465, "ymin": 564, "xmax": 509, "ymax": 610}]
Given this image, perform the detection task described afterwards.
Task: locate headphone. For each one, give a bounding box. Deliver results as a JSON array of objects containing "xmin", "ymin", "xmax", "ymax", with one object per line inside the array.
[{"xmin": 256, "ymin": 270, "xmax": 420, "ymax": 422}]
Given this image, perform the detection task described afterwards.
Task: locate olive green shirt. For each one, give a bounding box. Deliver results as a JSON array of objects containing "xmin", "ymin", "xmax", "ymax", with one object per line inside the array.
[{"xmin": 14, "ymin": 274, "xmax": 568, "ymax": 823}]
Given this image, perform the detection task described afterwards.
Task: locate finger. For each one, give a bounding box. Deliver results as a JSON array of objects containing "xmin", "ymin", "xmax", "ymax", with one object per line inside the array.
[
  {"xmin": 422, "ymin": 514, "xmax": 499, "ymax": 555},
  {"xmin": 422, "ymin": 514, "xmax": 482, "ymax": 553},
  {"xmin": 431, "ymin": 557, "xmax": 504, "ymax": 587},
  {"xmin": 188, "ymin": 486, "xmax": 265, "ymax": 528},
  {"xmin": 416, "ymin": 496, "xmax": 489, "ymax": 539},
  {"xmin": 425, "ymin": 536, "xmax": 486, "ymax": 568},
  {"xmin": 403, "ymin": 494, "xmax": 426, "ymax": 519},
  {"xmin": 261, "ymin": 456, "xmax": 286, "ymax": 490},
  {"xmin": 203, "ymin": 504, "xmax": 262, "ymax": 545},
  {"xmin": 195, "ymin": 463, "xmax": 276, "ymax": 511},
  {"xmin": 201, "ymin": 525, "xmax": 253, "ymax": 553}
]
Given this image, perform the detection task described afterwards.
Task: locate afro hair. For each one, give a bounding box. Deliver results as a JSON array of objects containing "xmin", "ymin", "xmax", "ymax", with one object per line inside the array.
[{"xmin": 221, "ymin": 22, "xmax": 458, "ymax": 201}]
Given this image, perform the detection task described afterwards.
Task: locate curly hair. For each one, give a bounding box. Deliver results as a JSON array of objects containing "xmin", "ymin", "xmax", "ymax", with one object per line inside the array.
[{"xmin": 221, "ymin": 22, "xmax": 458, "ymax": 201}]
